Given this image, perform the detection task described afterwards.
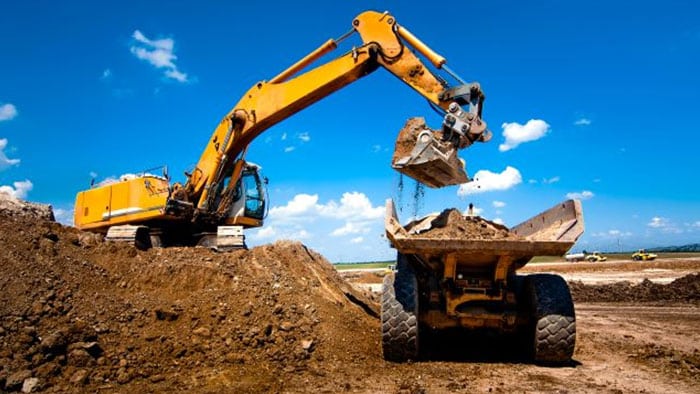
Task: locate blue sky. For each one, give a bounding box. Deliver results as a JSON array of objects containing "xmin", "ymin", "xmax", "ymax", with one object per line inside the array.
[{"xmin": 1, "ymin": 1, "xmax": 698, "ymax": 261}]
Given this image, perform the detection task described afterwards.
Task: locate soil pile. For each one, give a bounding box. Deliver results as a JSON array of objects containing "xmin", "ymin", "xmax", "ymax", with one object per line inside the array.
[
  {"xmin": 0, "ymin": 193, "xmax": 53, "ymax": 221},
  {"xmin": 0, "ymin": 206, "xmax": 379, "ymax": 392},
  {"xmin": 412, "ymin": 209, "xmax": 517, "ymax": 240},
  {"xmin": 569, "ymin": 273, "xmax": 700, "ymax": 303}
]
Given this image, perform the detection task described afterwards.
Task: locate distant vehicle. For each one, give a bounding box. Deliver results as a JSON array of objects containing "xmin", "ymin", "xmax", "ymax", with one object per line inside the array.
[
  {"xmin": 585, "ymin": 251, "xmax": 607, "ymax": 262},
  {"xmin": 565, "ymin": 251, "xmax": 606, "ymax": 262},
  {"xmin": 565, "ymin": 252, "xmax": 585, "ymax": 262},
  {"xmin": 632, "ymin": 249, "xmax": 657, "ymax": 261}
]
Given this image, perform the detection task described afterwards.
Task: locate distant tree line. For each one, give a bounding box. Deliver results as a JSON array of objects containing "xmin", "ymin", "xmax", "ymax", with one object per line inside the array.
[{"xmin": 647, "ymin": 243, "xmax": 700, "ymax": 253}]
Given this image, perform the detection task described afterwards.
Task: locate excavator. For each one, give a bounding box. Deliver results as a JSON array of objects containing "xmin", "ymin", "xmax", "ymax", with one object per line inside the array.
[{"xmin": 74, "ymin": 10, "xmax": 491, "ymax": 248}]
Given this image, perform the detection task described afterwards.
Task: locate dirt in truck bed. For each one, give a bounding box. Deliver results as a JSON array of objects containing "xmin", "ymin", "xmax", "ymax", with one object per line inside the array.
[
  {"xmin": 411, "ymin": 208, "xmax": 519, "ymax": 240},
  {"xmin": 1, "ymin": 194, "xmax": 699, "ymax": 393}
]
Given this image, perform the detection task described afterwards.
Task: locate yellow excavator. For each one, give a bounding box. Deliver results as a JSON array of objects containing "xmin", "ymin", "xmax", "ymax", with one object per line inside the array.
[{"xmin": 74, "ymin": 10, "xmax": 491, "ymax": 248}]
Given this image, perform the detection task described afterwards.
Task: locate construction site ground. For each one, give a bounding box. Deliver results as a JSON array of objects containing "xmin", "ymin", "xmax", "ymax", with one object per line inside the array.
[{"xmin": 1, "ymin": 200, "xmax": 699, "ymax": 393}]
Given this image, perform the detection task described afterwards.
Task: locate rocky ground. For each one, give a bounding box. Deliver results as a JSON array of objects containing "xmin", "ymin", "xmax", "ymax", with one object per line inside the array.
[{"xmin": 1, "ymin": 194, "xmax": 699, "ymax": 393}]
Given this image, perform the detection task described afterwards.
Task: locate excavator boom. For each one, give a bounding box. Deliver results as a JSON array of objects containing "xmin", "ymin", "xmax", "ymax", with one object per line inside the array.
[
  {"xmin": 74, "ymin": 10, "xmax": 491, "ymax": 248},
  {"xmin": 185, "ymin": 10, "xmax": 491, "ymax": 219}
]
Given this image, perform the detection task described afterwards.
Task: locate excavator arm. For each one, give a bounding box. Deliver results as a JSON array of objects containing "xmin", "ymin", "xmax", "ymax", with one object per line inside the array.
[{"xmin": 181, "ymin": 10, "xmax": 491, "ymax": 222}]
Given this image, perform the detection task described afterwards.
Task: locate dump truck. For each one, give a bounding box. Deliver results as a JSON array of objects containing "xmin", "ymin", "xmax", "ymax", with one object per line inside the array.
[
  {"xmin": 74, "ymin": 10, "xmax": 490, "ymax": 249},
  {"xmin": 382, "ymin": 199, "xmax": 584, "ymax": 363}
]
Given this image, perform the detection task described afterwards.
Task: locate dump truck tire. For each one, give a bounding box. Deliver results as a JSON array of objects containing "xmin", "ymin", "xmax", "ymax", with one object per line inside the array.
[
  {"xmin": 381, "ymin": 255, "xmax": 419, "ymax": 362},
  {"xmin": 524, "ymin": 274, "xmax": 576, "ymax": 364}
]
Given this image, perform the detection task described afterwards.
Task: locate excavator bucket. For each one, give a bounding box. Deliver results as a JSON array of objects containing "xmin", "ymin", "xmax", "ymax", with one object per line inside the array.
[{"xmin": 391, "ymin": 117, "xmax": 469, "ymax": 188}]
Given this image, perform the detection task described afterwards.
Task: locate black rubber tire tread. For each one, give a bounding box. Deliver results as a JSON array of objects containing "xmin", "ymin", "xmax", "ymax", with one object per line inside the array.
[
  {"xmin": 524, "ymin": 274, "xmax": 576, "ymax": 364},
  {"xmin": 381, "ymin": 254, "xmax": 419, "ymax": 362}
]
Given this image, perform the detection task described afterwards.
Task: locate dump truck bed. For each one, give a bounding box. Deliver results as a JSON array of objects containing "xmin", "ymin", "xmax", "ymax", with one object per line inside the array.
[{"xmin": 385, "ymin": 199, "xmax": 584, "ymax": 268}]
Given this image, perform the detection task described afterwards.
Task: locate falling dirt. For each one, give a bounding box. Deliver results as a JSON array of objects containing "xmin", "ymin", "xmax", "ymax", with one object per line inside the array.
[
  {"xmin": 396, "ymin": 173, "xmax": 404, "ymax": 214},
  {"xmin": 2, "ymin": 194, "xmax": 700, "ymax": 393},
  {"xmin": 411, "ymin": 181, "xmax": 425, "ymax": 218}
]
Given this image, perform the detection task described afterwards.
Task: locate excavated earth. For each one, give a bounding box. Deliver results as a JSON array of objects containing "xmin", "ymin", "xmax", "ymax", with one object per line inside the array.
[
  {"xmin": 409, "ymin": 208, "xmax": 517, "ymax": 240},
  {"xmin": 1, "ymin": 196, "xmax": 700, "ymax": 393}
]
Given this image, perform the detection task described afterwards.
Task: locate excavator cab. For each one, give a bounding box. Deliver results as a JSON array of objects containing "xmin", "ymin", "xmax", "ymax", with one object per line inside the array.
[
  {"xmin": 224, "ymin": 162, "xmax": 267, "ymax": 227},
  {"xmin": 240, "ymin": 165, "xmax": 266, "ymax": 221}
]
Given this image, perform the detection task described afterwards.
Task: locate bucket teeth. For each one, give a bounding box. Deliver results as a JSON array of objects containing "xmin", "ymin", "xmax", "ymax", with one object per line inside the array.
[{"xmin": 392, "ymin": 117, "xmax": 469, "ymax": 188}]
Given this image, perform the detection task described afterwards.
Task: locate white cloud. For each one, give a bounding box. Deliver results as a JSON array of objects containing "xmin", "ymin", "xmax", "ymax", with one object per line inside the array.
[
  {"xmin": 250, "ymin": 224, "xmax": 311, "ymax": 241},
  {"xmin": 371, "ymin": 144, "xmax": 382, "ymax": 153},
  {"xmin": 265, "ymin": 191, "xmax": 383, "ymax": 237},
  {"xmin": 543, "ymin": 176, "xmax": 560, "ymax": 184},
  {"xmin": 164, "ymin": 69, "xmax": 188, "ymax": 83},
  {"xmin": 0, "ymin": 138, "xmax": 21, "ymax": 170},
  {"xmin": 647, "ymin": 217, "xmax": 682, "ymax": 234},
  {"xmin": 0, "ymin": 103, "xmax": 18, "ymax": 121},
  {"xmin": 101, "ymin": 69, "xmax": 112, "ymax": 80},
  {"xmin": 492, "ymin": 200, "xmax": 506, "ymax": 209},
  {"xmin": 566, "ymin": 190, "xmax": 594, "ymax": 200},
  {"xmin": 290, "ymin": 229, "xmax": 311, "ymax": 239},
  {"xmin": 464, "ymin": 206, "xmax": 484, "ymax": 215},
  {"xmin": 248, "ymin": 191, "xmax": 389, "ymax": 262},
  {"xmin": 53, "ymin": 208, "xmax": 74, "ymax": 226},
  {"xmin": 130, "ymin": 30, "xmax": 189, "ymax": 83},
  {"xmin": 318, "ymin": 192, "xmax": 384, "ymax": 221},
  {"xmin": 592, "ymin": 229, "xmax": 633, "ymax": 238},
  {"xmin": 458, "ymin": 166, "xmax": 522, "ymax": 196},
  {"xmin": 0, "ymin": 179, "xmax": 33, "ymax": 199},
  {"xmin": 298, "ymin": 132, "xmax": 310, "ymax": 142},
  {"xmin": 284, "ymin": 146, "xmax": 295, "ymax": 153},
  {"xmin": 95, "ymin": 173, "xmax": 143, "ymax": 187},
  {"xmin": 574, "ymin": 118, "xmax": 591, "ymax": 126},
  {"xmin": 281, "ymin": 132, "xmax": 287, "ymax": 141},
  {"xmin": 493, "ymin": 218, "xmax": 505, "ymax": 225},
  {"xmin": 331, "ymin": 221, "xmax": 370, "ymax": 236},
  {"xmin": 528, "ymin": 179, "xmax": 537, "ymax": 184},
  {"xmin": 648, "ymin": 216, "xmax": 668, "ymax": 228},
  {"xmin": 499, "ymin": 119, "xmax": 550, "ymax": 152},
  {"xmin": 464, "ymin": 206, "xmax": 484, "ymax": 216},
  {"xmin": 268, "ymin": 193, "xmax": 319, "ymax": 220},
  {"xmin": 253, "ymin": 225, "xmax": 277, "ymax": 239},
  {"xmin": 693, "ymin": 221, "xmax": 700, "ymax": 228}
]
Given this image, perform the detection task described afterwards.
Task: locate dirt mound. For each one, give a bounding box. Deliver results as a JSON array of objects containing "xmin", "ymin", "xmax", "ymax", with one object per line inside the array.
[
  {"xmin": 411, "ymin": 208, "xmax": 516, "ymax": 240},
  {"xmin": 0, "ymin": 193, "xmax": 54, "ymax": 221},
  {"xmin": 0, "ymin": 209, "xmax": 379, "ymax": 392},
  {"xmin": 569, "ymin": 273, "xmax": 700, "ymax": 303}
]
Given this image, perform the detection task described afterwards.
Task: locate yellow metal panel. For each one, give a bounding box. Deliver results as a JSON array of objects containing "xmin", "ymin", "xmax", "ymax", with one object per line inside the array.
[
  {"xmin": 74, "ymin": 185, "xmax": 111, "ymax": 226},
  {"xmin": 74, "ymin": 176, "xmax": 170, "ymax": 230}
]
